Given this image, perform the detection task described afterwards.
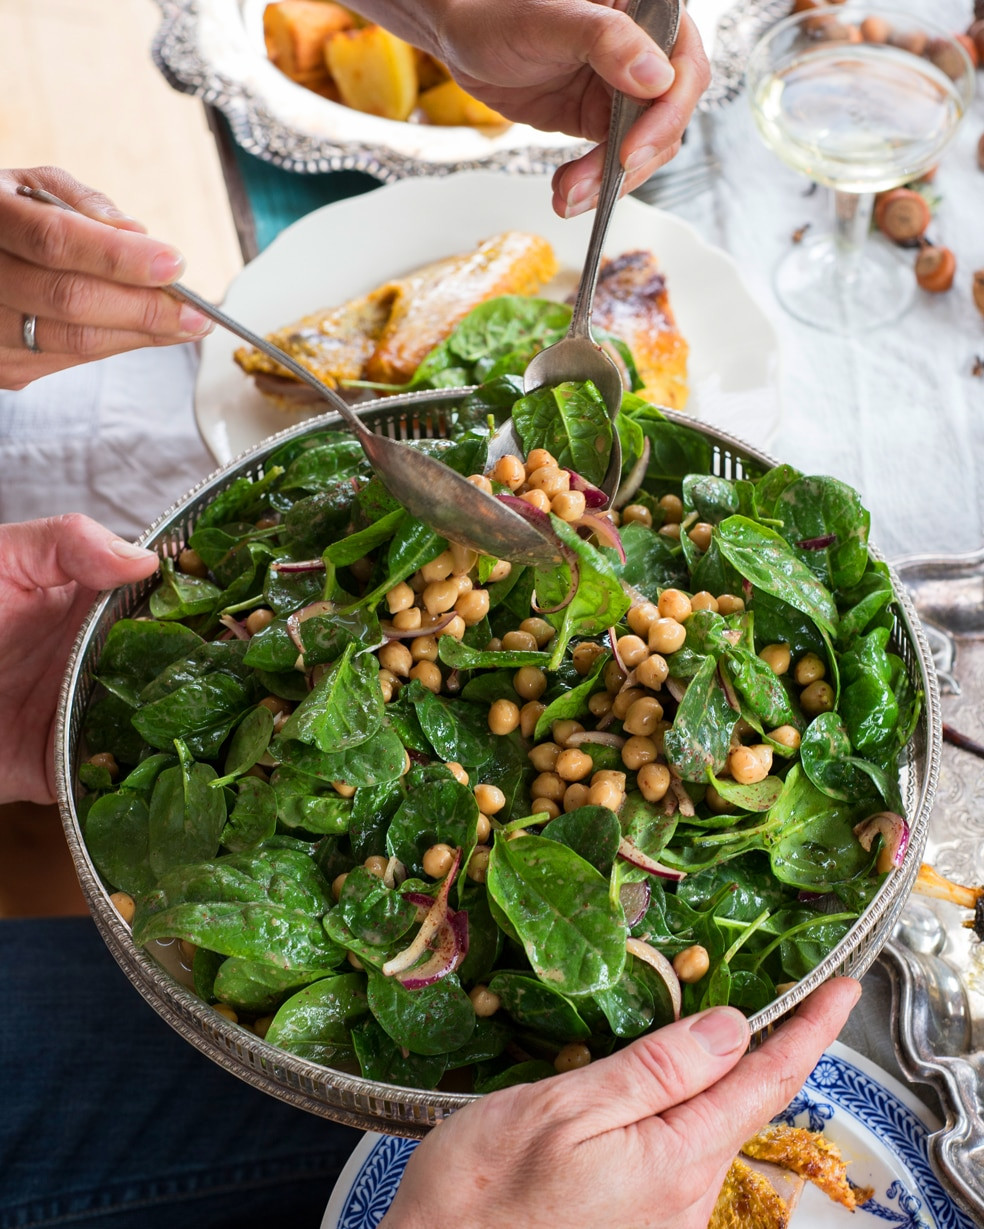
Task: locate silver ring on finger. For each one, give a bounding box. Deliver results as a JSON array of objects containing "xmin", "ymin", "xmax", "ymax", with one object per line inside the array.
[{"xmin": 22, "ymin": 313, "xmax": 41, "ymax": 354}]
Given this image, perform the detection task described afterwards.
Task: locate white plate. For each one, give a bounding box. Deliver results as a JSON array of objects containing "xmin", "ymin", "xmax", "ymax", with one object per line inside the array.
[
  {"xmin": 320, "ymin": 1042, "xmax": 974, "ymax": 1229},
  {"xmin": 195, "ymin": 171, "xmax": 781, "ymax": 464}
]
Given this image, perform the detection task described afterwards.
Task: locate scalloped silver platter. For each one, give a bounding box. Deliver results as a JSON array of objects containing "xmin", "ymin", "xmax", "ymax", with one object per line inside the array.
[
  {"xmin": 55, "ymin": 398, "xmax": 941, "ymax": 1137},
  {"xmin": 151, "ymin": 0, "xmax": 791, "ymax": 178}
]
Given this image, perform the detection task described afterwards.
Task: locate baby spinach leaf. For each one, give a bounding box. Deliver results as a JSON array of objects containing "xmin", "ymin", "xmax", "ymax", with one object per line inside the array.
[
  {"xmin": 487, "ymin": 834, "xmax": 625, "ymax": 996},
  {"xmin": 84, "ymin": 792, "xmax": 155, "ymax": 895},
  {"xmin": 271, "ymin": 767, "xmax": 352, "ymax": 835},
  {"xmin": 407, "ymin": 679, "xmax": 493, "ymax": 767},
  {"xmin": 618, "ymin": 793, "xmax": 678, "ymax": 862},
  {"xmin": 767, "ymin": 766, "xmax": 875, "ymax": 892},
  {"xmin": 352, "ymin": 1017, "xmax": 447, "ymax": 1088},
  {"xmin": 513, "ymin": 381, "xmax": 613, "ymax": 486},
  {"xmin": 194, "ymin": 467, "xmax": 283, "ymax": 531},
  {"xmin": 265, "ymin": 972, "xmax": 369, "ymax": 1066},
  {"xmin": 488, "ymin": 971, "xmax": 591, "ymax": 1042},
  {"xmin": 213, "ymin": 958, "xmax": 326, "ymax": 1012},
  {"xmin": 723, "ymin": 648, "xmax": 800, "ymax": 730},
  {"xmin": 96, "ymin": 619, "xmax": 203, "ymax": 706},
  {"xmin": 705, "ymin": 769, "xmax": 784, "ymax": 813},
  {"xmin": 621, "ymin": 402, "xmax": 713, "ymax": 488},
  {"xmin": 132, "ymin": 673, "xmax": 251, "ymax": 759},
  {"xmin": 279, "ymin": 643, "xmax": 383, "ymax": 753},
  {"xmin": 437, "ymin": 639, "xmax": 549, "ymax": 670},
  {"xmin": 618, "ymin": 523, "xmax": 688, "ymax": 599},
  {"xmin": 775, "ymin": 475, "xmax": 870, "ymax": 591},
  {"xmin": 366, "ymin": 970, "xmax": 475, "ymax": 1056},
  {"xmin": 753, "ymin": 464, "xmax": 802, "ymax": 521},
  {"xmin": 147, "ymin": 748, "xmax": 227, "ymax": 878},
  {"xmin": 542, "ymin": 805, "xmax": 621, "ymax": 877},
  {"xmin": 338, "ymin": 867, "xmax": 418, "ymax": 947},
  {"xmin": 664, "ymin": 654, "xmax": 739, "ymax": 783},
  {"xmin": 149, "ymin": 558, "xmax": 223, "ymax": 621},
  {"xmin": 385, "ymin": 769, "xmax": 479, "ymax": 876},
  {"xmin": 221, "ymin": 776, "xmax": 277, "ymax": 852},
  {"xmin": 474, "ymin": 1060, "xmax": 556, "ymax": 1093},
  {"xmin": 280, "ymin": 441, "xmax": 367, "ymax": 492},
  {"xmin": 212, "ymin": 705, "xmax": 275, "ymax": 788},
  {"xmin": 533, "ymin": 648, "xmax": 609, "ymax": 739},
  {"xmin": 83, "ymin": 693, "xmax": 150, "ymax": 766},
  {"xmin": 275, "ymin": 722, "xmax": 407, "ymax": 788},
  {"xmin": 592, "ymin": 954, "xmax": 665, "ymax": 1039}
]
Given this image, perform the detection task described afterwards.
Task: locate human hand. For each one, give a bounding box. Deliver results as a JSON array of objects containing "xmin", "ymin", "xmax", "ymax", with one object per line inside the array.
[
  {"xmin": 379, "ymin": 978, "xmax": 861, "ymax": 1229},
  {"xmin": 0, "ymin": 167, "xmax": 214, "ymax": 390},
  {"xmin": 351, "ymin": 0, "xmax": 710, "ymax": 217},
  {"xmin": 0, "ymin": 515, "xmax": 159, "ymax": 806}
]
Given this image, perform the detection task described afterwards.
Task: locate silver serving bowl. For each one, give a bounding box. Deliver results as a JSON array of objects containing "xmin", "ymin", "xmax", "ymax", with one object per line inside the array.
[{"xmin": 55, "ymin": 391, "xmax": 943, "ymax": 1138}]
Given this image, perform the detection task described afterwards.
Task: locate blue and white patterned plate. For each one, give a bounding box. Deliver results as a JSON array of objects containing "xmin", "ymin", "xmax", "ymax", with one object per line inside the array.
[{"xmin": 320, "ymin": 1042, "xmax": 976, "ymax": 1229}]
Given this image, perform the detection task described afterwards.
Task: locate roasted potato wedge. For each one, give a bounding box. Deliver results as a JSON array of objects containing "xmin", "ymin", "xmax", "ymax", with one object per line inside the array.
[
  {"xmin": 417, "ymin": 79, "xmax": 508, "ymax": 127},
  {"xmin": 325, "ymin": 24, "xmax": 418, "ymax": 121}
]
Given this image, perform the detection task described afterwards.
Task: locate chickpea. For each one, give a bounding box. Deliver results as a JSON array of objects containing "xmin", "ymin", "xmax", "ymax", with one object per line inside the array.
[
  {"xmin": 489, "ymin": 698, "xmax": 521, "ymax": 735},
  {"xmin": 493, "ymin": 454, "xmax": 526, "ymax": 490},
  {"xmin": 486, "ymin": 637, "xmax": 503, "ymax": 652},
  {"xmin": 648, "ymin": 618, "xmax": 687, "ymax": 655},
  {"xmin": 622, "ymin": 735, "xmax": 658, "ymax": 771},
  {"xmin": 612, "ymin": 686, "xmax": 646, "ymax": 721},
  {"xmin": 514, "ymin": 666, "xmax": 547, "ymax": 701},
  {"xmin": 769, "ymin": 724, "xmax": 802, "ymax": 750},
  {"xmin": 364, "ymin": 855, "xmax": 389, "ymax": 879},
  {"xmin": 347, "ymin": 952, "xmax": 364, "ymax": 971},
  {"xmin": 563, "ymin": 782, "xmax": 591, "ymax": 812},
  {"xmin": 626, "ymin": 602, "xmax": 660, "ymax": 637},
  {"xmin": 519, "ymin": 617, "xmax": 555, "ymax": 647},
  {"xmin": 637, "ymin": 761, "xmax": 671, "ymax": 803},
  {"xmin": 688, "ymin": 522, "xmax": 714, "ymax": 552},
  {"xmin": 729, "ymin": 744, "xmax": 773, "ymax": 785},
  {"xmin": 474, "ymin": 783, "xmax": 506, "ymax": 815},
  {"xmin": 604, "ymin": 659, "xmax": 628, "ymax": 693},
  {"xmin": 587, "ymin": 778, "xmax": 624, "ymax": 811},
  {"xmin": 410, "ymin": 635, "xmax": 439, "ymax": 663},
  {"xmin": 551, "ymin": 719, "xmax": 584, "ymax": 747},
  {"xmin": 528, "ymin": 742, "xmax": 561, "ymax": 773},
  {"xmin": 758, "ymin": 642, "xmax": 791, "ymax": 676},
  {"xmin": 525, "ymin": 448, "xmax": 556, "ymax": 472},
  {"xmin": 520, "ymin": 489, "xmax": 552, "ymax": 514},
  {"xmin": 530, "ymin": 797, "xmax": 561, "ymax": 820},
  {"xmin": 550, "ymin": 490, "xmax": 587, "ymax": 522},
  {"xmin": 391, "ymin": 606, "xmax": 422, "ymax": 632},
  {"xmin": 420, "ymin": 550, "xmax": 455, "ymax": 583},
  {"xmin": 717, "ymin": 593, "xmax": 745, "ymax": 616},
  {"xmin": 652, "ymin": 719, "xmax": 671, "ymax": 756},
  {"xmin": 705, "ymin": 784, "xmax": 734, "ymax": 814},
  {"xmin": 572, "ymin": 640, "xmax": 606, "ymax": 675},
  {"xmin": 467, "ymin": 845, "xmax": 491, "ymax": 883},
  {"xmin": 690, "ymin": 591, "xmax": 719, "ymax": 614},
  {"xmin": 615, "ymin": 634, "xmax": 649, "ymax": 669},
  {"xmin": 658, "ymin": 589, "xmax": 692, "ymax": 622},
  {"xmin": 502, "ymin": 629, "xmax": 539, "ymax": 652},
  {"xmin": 519, "ymin": 700, "xmax": 546, "ymax": 738},
  {"xmin": 621, "ymin": 504, "xmax": 652, "ymax": 528},
  {"xmin": 257, "ymin": 695, "xmax": 291, "ymax": 718},
  {"xmin": 244, "ymin": 607, "xmax": 275, "ymax": 636},
  {"xmin": 446, "ymin": 762, "xmax": 469, "ymax": 786},
  {"xmin": 469, "ymin": 985, "xmax": 501, "ymax": 1017},
  {"xmin": 672, "ymin": 944, "xmax": 710, "ymax": 983},
  {"xmin": 800, "ymin": 680, "xmax": 835, "ymax": 716},
  {"xmin": 487, "ymin": 559, "xmax": 512, "ymax": 583},
  {"xmin": 385, "ymin": 581, "xmax": 415, "ymax": 613},
  {"xmin": 587, "ymin": 691, "xmax": 613, "ymax": 718},
  {"xmin": 441, "ymin": 615, "xmax": 466, "ymax": 641},
  {"xmin": 177, "ymin": 547, "xmax": 208, "ymax": 577},
  {"xmin": 658, "ymin": 523, "xmax": 681, "ymax": 541},
  {"xmin": 623, "ymin": 696, "xmax": 664, "ymax": 737},
  {"xmin": 527, "ymin": 466, "xmax": 570, "ymax": 499},
  {"xmin": 592, "ymin": 769, "xmax": 627, "ymax": 790},
  {"xmin": 109, "ymin": 891, "xmax": 136, "ymax": 924},
  {"xmin": 332, "ymin": 780, "xmax": 356, "ymax": 798},
  {"xmin": 658, "ymin": 493, "xmax": 683, "ymax": 524},
  {"xmin": 422, "ymin": 843, "xmax": 455, "ymax": 879},
  {"xmin": 213, "ymin": 1003, "xmax": 239, "ymax": 1023},
  {"xmin": 253, "ymin": 1014, "xmax": 274, "ymax": 1039},
  {"xmin": 476, "ymin": 813, "xmax": 492, "ymax": 843},
  {"xmin": 378, "ymin": 642, "xmax": 413, "ymax": 677},
  {"xmin": 450, "ymin": 542, "xmax": 477, "ymax": 576},
  {"xmin": 409, "ymin": 660, "xmax": 442, "ymax": 693},
  {"xmin": 88, "ymin": 751, "xmax": 119, "ymax": 779},
  {"xmin": 635, "ymin": 652, "xmax": 669, "ymax": 691},
  {"xmin": 467, "ymin": 473, "xmax": 494, "ymax": 495},
  {"xmin": 455, "ymin": 588, "xmax": 490, "ymax": 626},
  {"xmin": 530, "ymin": 771, "xmax": 566, "ymax": 803},
  {"xmin": 422, "ymin": 579, "xmax": 460, "ymax": 616},
  {"xmin": 348, "ymin": 556, "xmax": 372, "ymax": 583},
  {"xmin": 793, "ymin": 652, "xmax": 826, "ymax": 686},
  {"xmin": 555, "ymin": 748, "xmax": 594, "ymax": 782},
  {"xmin": 331, "ymin": 872, "xmax": 349, "ymax": 901},
  {"xmin": 554, "ymin": 1042, "xmax": 592, "ymax": 1072}
]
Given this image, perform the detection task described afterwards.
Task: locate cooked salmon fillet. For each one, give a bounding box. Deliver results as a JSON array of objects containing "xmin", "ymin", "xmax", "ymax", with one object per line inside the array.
[
  {"xmin": 588, "ymin": 249, "xmax": 690, "ymax": 411},
  {"xmin": 740, "ymin": 1124, "xmax": 872, "ymax": 1211},
  {"xmin": 708, "ymin": 1157, "xmax": 795, "ymax": 1229},
  {"xmin": 234, "ymin": 232, "xmax": 558, "ymax": 405}
]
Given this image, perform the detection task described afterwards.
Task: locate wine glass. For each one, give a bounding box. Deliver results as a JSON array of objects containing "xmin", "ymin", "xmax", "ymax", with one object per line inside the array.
[{"xmin": 747, "ymin": 5, "xmax": 975, "ymax": 333}]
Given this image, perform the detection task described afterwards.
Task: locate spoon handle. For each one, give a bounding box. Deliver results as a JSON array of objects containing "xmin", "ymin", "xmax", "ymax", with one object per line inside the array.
[{"xmin": 568, "ymin": 0, "xmax": 681, "ymax": 341}]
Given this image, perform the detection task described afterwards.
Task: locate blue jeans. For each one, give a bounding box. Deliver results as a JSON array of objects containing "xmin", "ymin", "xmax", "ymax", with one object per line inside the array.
[{"xmin": 1, "ymin": 918, "xmax": 361, "ymax": 1228}]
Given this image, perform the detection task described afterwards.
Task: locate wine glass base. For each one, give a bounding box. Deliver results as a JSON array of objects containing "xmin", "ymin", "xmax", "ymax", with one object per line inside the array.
[{"xmin": 773, "ymin": 234, "xmax": 915, "ymax": 335}]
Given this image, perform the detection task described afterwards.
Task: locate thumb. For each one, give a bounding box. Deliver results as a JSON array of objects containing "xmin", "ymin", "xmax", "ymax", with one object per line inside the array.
[
  {"xmin": 21, "ymin": 166, "xmax": 148, "ymax": 233},
  {"xmin": 577, "ymin": 6, "xmax": 676, "ymax": 98},
  {"xmin": 1, "ymin": 514, "xmax": 159, "ymax": 594}
]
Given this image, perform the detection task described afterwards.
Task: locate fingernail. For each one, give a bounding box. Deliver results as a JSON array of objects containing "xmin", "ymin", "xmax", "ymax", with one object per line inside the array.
[
  {"xmin": 151, "ymin": 249, "xmax": 186, "ymax": 284},
  {"xmin": 628, "ymin": 50, "xmax": 675, "ymax": 94},
  {"xmin": 109, "ymin": 538, "xmax": 156, "ymax": 560},
  {"xmin": 178, "ymin": 305, "xmax": 214, "ymax": 337},
  {"xmin": 690, "ymin": 1008, "xmax": 749, "ymax": 1056},
  {"xmin": 564, "ymin": 179, "xmax": 596, "ymax": 219},
  {"xmin": 625, "ymin": 145, "xmax": 658, "ymax": 175}
]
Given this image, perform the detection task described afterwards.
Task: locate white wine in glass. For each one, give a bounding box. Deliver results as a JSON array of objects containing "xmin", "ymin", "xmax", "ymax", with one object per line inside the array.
[{"xmin": 748, "ymin": 7, "xmax": 975, "ymax": 333}]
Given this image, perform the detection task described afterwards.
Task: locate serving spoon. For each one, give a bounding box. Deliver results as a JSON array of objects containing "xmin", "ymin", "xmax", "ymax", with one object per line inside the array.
[{"xmin": 513, "ymin": 0, "xmax": 682, "ymax": 503}]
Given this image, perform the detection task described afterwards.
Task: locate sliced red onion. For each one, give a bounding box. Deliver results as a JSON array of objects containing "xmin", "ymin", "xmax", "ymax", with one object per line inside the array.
[
  {"xmin": 742, "ymin": 578, "xmax": 753, "ymax": 602},
  {"xmin": 218, "ymin": 614, "xmax": 250, "ymax": 641},
  {"xmin": 383, "ymin": 855, "xmax": 406, "ymax": 890},
  {"xmin": 403, "ymin": 891, "xmax": 435, "ymax": 910},
  {"xmin": 286, "ymin": 600, "xmax": 337, "ymax": 653},
  {"xmin": 565, "ymin": 470, "xmax": 608, "ymax": 509},
  {"xmin": 381, "ymin": 611, "xmax": 456, "ymax": 640},
  {"xmin": 664, "ymin": 676, "xmax": 688, "ymax": 703},
  {"xmin": 625, "ymin": 937, "xmax": 682, "ymax": 1020},
  {"xmin": 496, "ymin": 493, "xmax": 554, "ymax": 530},
  {"xmin": 620, "ymin": 879, "xmax": 651, "ymax": 928},
  {"xmin": 566, "ymin": 730, "xmax": 626, "ymax": 749},
  {"xmin": 717, "ymin": 662, "xmax": 741, "ymax": 712},
  {"xmin": 399, "ymin": 908, "xmax": 469, "ymax": 990},
  {"xmin": 609, "ymin": 627, "xmax": 628, "ymax": 676},
  {"xmin": 853, "ymin": 811, "xmax": 910, "ymax": 872},
  {"xmin": 618, "ymin": 836, "xmax": 687, "ymax": 881},
  {"xmin": 272, "ymin": 558, "xmax": 327, "ymax": 574},
  {"xmin": 669, "ymin": 774, "xmax": 696, "ymax": 818},
  {"xmin": 796, "ymin": 534, "xmax": 837, "ymax": 550},
  {"xmin": 613, "ymin": 436, "xmax": 651, "ymax": 510},
  {"xmin": 576, "ymin": 513, "xmax": 626, "ymax": 563},
  {"xmin": 383, "ymin": 848, "xmax": 462, "ymax": 982}
]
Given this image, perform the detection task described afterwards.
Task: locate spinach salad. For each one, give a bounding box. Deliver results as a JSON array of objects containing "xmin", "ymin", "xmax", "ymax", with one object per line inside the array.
[{"xmin": 79, "ymin": 297, "xmax": 919, "ymax": 1093}]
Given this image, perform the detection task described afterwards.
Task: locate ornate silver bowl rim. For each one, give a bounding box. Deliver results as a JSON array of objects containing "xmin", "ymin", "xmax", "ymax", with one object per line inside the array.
[{"xmin": 55, "ymin": 390, "xmax": 942, "ymax": 1136}]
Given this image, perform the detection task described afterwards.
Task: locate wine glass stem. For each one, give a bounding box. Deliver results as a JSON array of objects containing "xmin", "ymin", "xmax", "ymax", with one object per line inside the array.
[{"xmin": 831, "ymin": 189, "xmax": 875, "ymax": 287}]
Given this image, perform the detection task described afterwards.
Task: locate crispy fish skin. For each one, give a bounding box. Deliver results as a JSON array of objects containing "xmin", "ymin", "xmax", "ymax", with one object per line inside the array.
[
  {"xmin": 740, "ymin": 1124, "xmax": 873, "ymax": 1211},
  {"xmin": 589, "ymin": 249, "xmax": 690, "ymax": 411},
  {"xmin": 233, "ymin": 232, "xmax": 557, "ymax": 403},
  {"xmin": 708, "ymin": 1157, "xmax": 792, "ymax": 1229}
]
